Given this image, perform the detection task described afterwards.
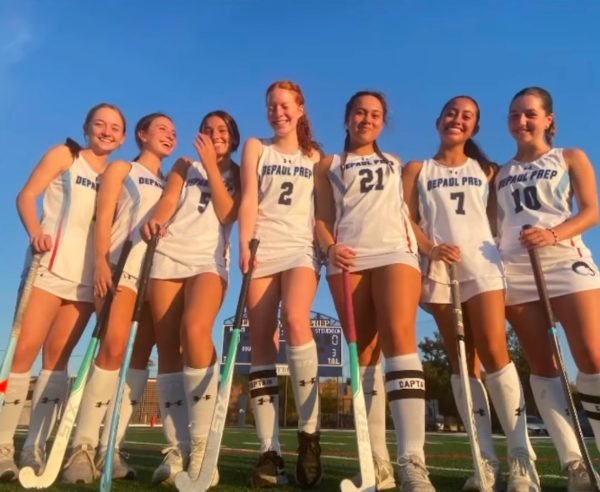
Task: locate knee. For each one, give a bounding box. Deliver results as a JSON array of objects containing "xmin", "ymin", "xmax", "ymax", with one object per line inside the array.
[
  {"xmin": 97, "ymin": 340, "xmax": 126, "ymax": 369},
  {"xmin": 280, "ymin": 308, "xmax": 306, "ymax": 333},
  {"xmin": 575, "ymin": 347, "xmax": 600, "ymax": 374}
]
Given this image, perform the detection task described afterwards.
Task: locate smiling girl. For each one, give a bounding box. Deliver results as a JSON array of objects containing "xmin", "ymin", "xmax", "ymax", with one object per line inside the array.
[
  {"xmin": 238, "ymin": 80, "xmax": 322, "ymax": 488},
  {"xmin": 62, "ymin": 113, "xmax": 175, "ymax": 485},
  {"xmin": 315, "ymin": 91, "xmax": 433, "ymax": 492},
  {"xmin": 0, "ymin": 104, "xmax": 125, "ymax": 482},
  {"xmin": 140, "ymin": 110, "xmax": 240, "ymax": 485},
  {"xmin": 403, "ymin": 95, "xmax": 539, "ymax": 492},
  {"xmin": 496, "ymin": 86, "xmax": 600, "ymax": 491}
]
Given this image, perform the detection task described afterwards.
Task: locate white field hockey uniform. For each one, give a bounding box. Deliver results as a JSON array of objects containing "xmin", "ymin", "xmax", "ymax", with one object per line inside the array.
[
  {"xmin": 31, "ymin": 153, "xmax": 100, "ymax": 302},
  {"xmin": 252, "ymin": 140, "xmax": 318, "ymax": 278},
  {"xmin": 151, "ymin": 160, "xmax": 236, "ymax": 281},
  {"xmin": 417, "ymin": 158, "xmax": 504, "ymax": 303},
  {"xmin": 108, "ymin": 162, "xmax": 165, "ymax": 292},
  {"xmin": 496, "ymin": 148, "xmax": 600, "ymax": 305},
  {"xmin": 327, "ymin": 152, "xmax": 418, "ymax": 275}
]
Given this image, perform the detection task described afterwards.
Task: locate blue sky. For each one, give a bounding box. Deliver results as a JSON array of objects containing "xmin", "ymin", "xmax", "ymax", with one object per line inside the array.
[{"xmin": 1, "ymin": 1, "xmax": 599, "ymax": 378}]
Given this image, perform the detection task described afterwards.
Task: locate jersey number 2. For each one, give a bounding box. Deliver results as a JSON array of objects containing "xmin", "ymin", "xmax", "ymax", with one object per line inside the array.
[{"xmin": 278, "ymin": 182, "xmax": 293, "ymax": 205}]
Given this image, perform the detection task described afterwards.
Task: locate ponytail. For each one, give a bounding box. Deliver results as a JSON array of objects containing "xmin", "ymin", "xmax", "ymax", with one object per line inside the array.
[{"xmin": 65, "ymin": 137, "xmax": 82, "ymax": 158}]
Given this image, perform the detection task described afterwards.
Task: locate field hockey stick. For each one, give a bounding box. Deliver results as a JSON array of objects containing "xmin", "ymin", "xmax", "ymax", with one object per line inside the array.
[
  {"xmin": 449, "ymin": 263, "xmax": 491, "ymax": 492},
  {"xmin": 524, "ymin": 224, "xmax": 600, "ymax": 491},
  {"xmin": 0, "ymin": 253, "xmax": 41, "ymax": 406},
  {"xmin": 339, "ymin": 270, "xmax": 376, "ymax": 492},
  {"xmin": 19, "ymin": 240, "xmax": 132, "ymax": 489},
  {"xmin": 175, "ymin": 238, "xmax": 259, "ymax": 492},
  {"xmin": 100, "ymin": 233, "xmax": 159, "ymax": 492}
]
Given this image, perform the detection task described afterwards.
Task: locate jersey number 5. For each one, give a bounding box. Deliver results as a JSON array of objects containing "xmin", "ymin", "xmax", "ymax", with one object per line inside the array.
[{"xmin": 198, "ymin": 192, "xmax": 210, "ymax": 213}]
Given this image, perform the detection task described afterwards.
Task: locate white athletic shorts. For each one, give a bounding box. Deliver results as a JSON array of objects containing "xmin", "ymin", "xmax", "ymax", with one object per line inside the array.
[
  {"xmin": 252, "ymin": 251, "xmax": 319, "ymax": 279},
  {"xmin": 421, "ymin": 275, "xmax": 505, "ymax": 304},
  {"xmin": 504, "ymin": 256, "xmax": 600, "ymax": 306},
  {"xmin": 327, "ymin": 250, "xmax": 419, "ymax": 277},
  {"xmin": 151, "ymin": 252, "xmax": 228, "ymax": 282},
  {"xmin": 33, "ymin": 265, "xmax": 94, "ymax": 303}
]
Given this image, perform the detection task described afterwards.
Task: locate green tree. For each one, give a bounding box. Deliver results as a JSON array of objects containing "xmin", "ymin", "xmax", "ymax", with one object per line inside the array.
[{"xmin": 418, "ymin": 332, "xmax": 457, "ymax": 417}]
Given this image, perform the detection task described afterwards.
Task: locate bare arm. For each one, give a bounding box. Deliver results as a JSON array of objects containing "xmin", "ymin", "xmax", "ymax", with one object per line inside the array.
[
  {"xmin": 483, "ymin": 162, "xmax": 499, "ymax": 237},
  {"xmin": 195, "ymin": 133, "xmax": 240, "ymax": 225},
  {"xmin": 142, "ymin": 157, "xmax": 190, "ymax": 240},
  {"xmin": 16, "ymin": 144, "xmax": 73, "ymax": 252},
  {"xmin": 94, "ymin": 160, "xmax": 131, "ymax": 297},
  {"xmin": 238, "ymin": 138, "xmax": 262, "ymax": 273}
]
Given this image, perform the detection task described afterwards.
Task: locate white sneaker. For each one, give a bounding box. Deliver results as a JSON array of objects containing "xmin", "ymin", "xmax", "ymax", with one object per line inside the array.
[
  {"xmin": 566, "ymin": 460, "xmax": 596, "ymax": 492},
  {"xmin": 352, "ymin": 454, "xmax": 396, "ymax": 490},
  {"xmin": 96, "ymin": 448, "xmax": 137, "ymax": 480},
  {"xmin": 62, "ymin": 444, "xmax": 98, "ymax": 484},
  {"xmin": 507, "ymin": 449, "xmax": 540, "ymax": 492},
  {"xmin": 0, "ymin": 445, "xmax": 18, "ymax": 482},
  {"xmin": 397, "ymin": 455, "xmax": 435, "ymax": 492},
  {"xmin": 152, "ymin": 446, "xmax": 186, "ymax": 485},
  {"xmin": 187, "ymin": 438, "xmax": 219, "ymax": 485},
  {"xmin": 19, "ymin": 445, "xmax": 46, "ymax": 475},
  {"xmin": 462, "ymin": 460, "xmax": 501, "ymax": 491}
]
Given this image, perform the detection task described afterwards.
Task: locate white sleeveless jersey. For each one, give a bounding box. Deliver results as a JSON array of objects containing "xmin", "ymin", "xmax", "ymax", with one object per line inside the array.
[
  {"xmin": 496, "ymin": 148, "xmax": 591, "ymax": 263},
  {"xmin": 254, "ymin": 141, "xmax": 315, "ymax": 260},
  {"xmin": 416, "ymin": 158, "xmax": 503, "ymax": 283},
  {"xmin": 109, "ymin": 162, "xmax": 165, "ymax": 276},
  {"xmin": 329, "ymin": 152, "xmax": 416, "ymax": 258},
  {"xmin": 157, "ymin": 161, "xmax": 236, "ymax": 268},
  {"xmin": 40, "ymin": 154, "xmax": 100, "ymax": 286}
]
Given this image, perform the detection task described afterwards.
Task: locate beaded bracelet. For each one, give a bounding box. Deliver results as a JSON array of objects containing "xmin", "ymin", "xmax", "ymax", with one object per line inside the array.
[{"xmin": 547, "ymin": 228, "xmax": 559, "ymax": 245}]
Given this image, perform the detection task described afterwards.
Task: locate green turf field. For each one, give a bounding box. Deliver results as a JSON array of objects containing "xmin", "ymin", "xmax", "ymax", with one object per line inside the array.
[{"xmin": 3, "ymin": 427, "xmax": 596, "ymax": 491}]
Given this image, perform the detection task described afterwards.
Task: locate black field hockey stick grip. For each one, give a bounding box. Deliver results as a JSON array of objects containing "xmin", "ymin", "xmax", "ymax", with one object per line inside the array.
[
  {"xmin": 523, "ymin": 224, "xmax": 600, "ymax": 491},
  {"xmin": 233, "ymin": 238, "xmax": 259, "ymax": 327}
]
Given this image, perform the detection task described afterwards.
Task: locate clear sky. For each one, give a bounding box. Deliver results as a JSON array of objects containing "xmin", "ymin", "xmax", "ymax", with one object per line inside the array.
[{"xmin": 1, "ymin": 1, "xmax": 599, "ymax": 378}]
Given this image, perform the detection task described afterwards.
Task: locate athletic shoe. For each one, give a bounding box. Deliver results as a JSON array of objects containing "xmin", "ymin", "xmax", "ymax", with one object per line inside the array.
[
  {"xmin": 462, "ymin": 459, "xmax": 501, "ymax": 491},
  {"xmin": 61, "ymin": 444, "xmax": 98, "ymax": 484},
  {"xmin": 0, "ymin": 445, "xmax": 18, "ymax": 482},
  {"xmin": 95, "ymin": 448, "xmax": 137, "ymax": 480},
  {"xmin": 249, "ymin": 451, "xmax": 289, "ymax": 488},
  {"xmin": 397, "ymin": 455, "xmax": 435, "ymax": 492},
  {"xmin": 296, "ymin": 431, "xmax": 322, "ymax": 488},
  {"xmin": 152, "ymin": 446, "xmax": 186, "ymax": 485},
  {"xmin": 352, "ymin": 453, "xmax": 396, "ymax": 490},
  {"xmin": 507, "ymin": 449, "xmax": 540, "ymax": 492},
  {"xmin": 187, "ymin": 438, "xmax": 219, "ymax": 485},
  {"xmin": 566, "ymin": 459, "xmax": 596, "ymax": 492},
  {"xmin": 19, "ymin": 445, "xmax": 46, "ymax": 475}
]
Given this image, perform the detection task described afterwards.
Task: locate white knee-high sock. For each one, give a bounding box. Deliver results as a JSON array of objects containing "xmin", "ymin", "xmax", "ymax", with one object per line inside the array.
[
  {"xmin": 249, "ymin": 364, "xmax": 280, "ymax": 453},
  {"xmin": 183, "ymin": 364, "xmax": 219, "ymax": 441},
  {"xmin": 530, "ymin": 374, "xmax": 581, "ymax": 467},
  {"xmin": 485, "ymin": 362, "xmax": 535, "ymax": 459},
  {"xmin": 99, "ymin": 368, "xmax": 149, "ymax": 453},
  {"xmin": 287, "ymin": 341, "xmax": 319, "ymax": 434},
  {"xmin": 451, "ymin": 374, "xmax": 498, "ymax": 464},
  {"xmin": 0, "ymin": 371, "xmax": 31, "ymax": 446},
  {"xmin": 72, "ymin": 364, "xmax": 119, "ymax": 448},
  {"xmin": 361, "ymin": 364, "xmax": 390, "ymax": 462},
  {"xmin": 576, "ymin": 371, "xmax": 600, "ymax": 452},
  {"xmin": 157, "ymin": 372, "xmax": 190, "ymax": 453},
  {"xmin": 385, "ymin": 353, "xmax": 426, "ymax": 462},
  {"xmin": 23, "ymin": 370, "xmax": 68, "ymax": 450}
]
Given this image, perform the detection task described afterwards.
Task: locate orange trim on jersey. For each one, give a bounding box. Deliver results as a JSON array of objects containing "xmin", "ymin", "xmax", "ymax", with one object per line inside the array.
[
  {"xmin": 47, "ymin": 221, "xmax": 64, "ymax": 271},
  {"xmin": 402, "ymin": 217, "xmax": 414, "ymax": 253},
  {"xmin": 570, "ymin": 238, "xmax": 583, "ymax": 258}
]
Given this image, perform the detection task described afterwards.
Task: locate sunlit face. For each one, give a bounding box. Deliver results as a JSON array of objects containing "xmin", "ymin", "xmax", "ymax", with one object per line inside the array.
[
  {"xmin": 346, "ymin": 95, "xmax": 385, "ymax": 147},
  {"xmin": 85, "ymin": 107, "xmax": 125, "ymax": 155},
  {"xmin": 266, "ymin": 88, "xmax": 304, "ymax": 137},
  {"xmin": 138, "ymin": 116, "xmax": 176, "ymax": 158},
  {"xmin": 436, "ymin": 97, "xmax": 479, "ymax": 146},
  {"xmin": 508, "ymin": 94, "xmax": 553, "ymax": 145},
  {"xmin": 202, "ymin": 116, "xmax": 231, "ymax": 157}
]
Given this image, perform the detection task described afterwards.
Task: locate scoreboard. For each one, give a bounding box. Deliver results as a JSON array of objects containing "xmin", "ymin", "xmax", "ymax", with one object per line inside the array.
[{"xmin": 221, "ymin": 311, "xmax": 343, "ymax": 377}]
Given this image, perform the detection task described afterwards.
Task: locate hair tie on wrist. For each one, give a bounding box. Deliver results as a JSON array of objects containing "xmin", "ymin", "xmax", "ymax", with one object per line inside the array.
[
  {"xmin": 326, "ymin": 243, "xmax": 336, "ymax": 257},
  {"xmin": 547, "ymin": 228, "xmax": 559, "ymax": 245}
]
